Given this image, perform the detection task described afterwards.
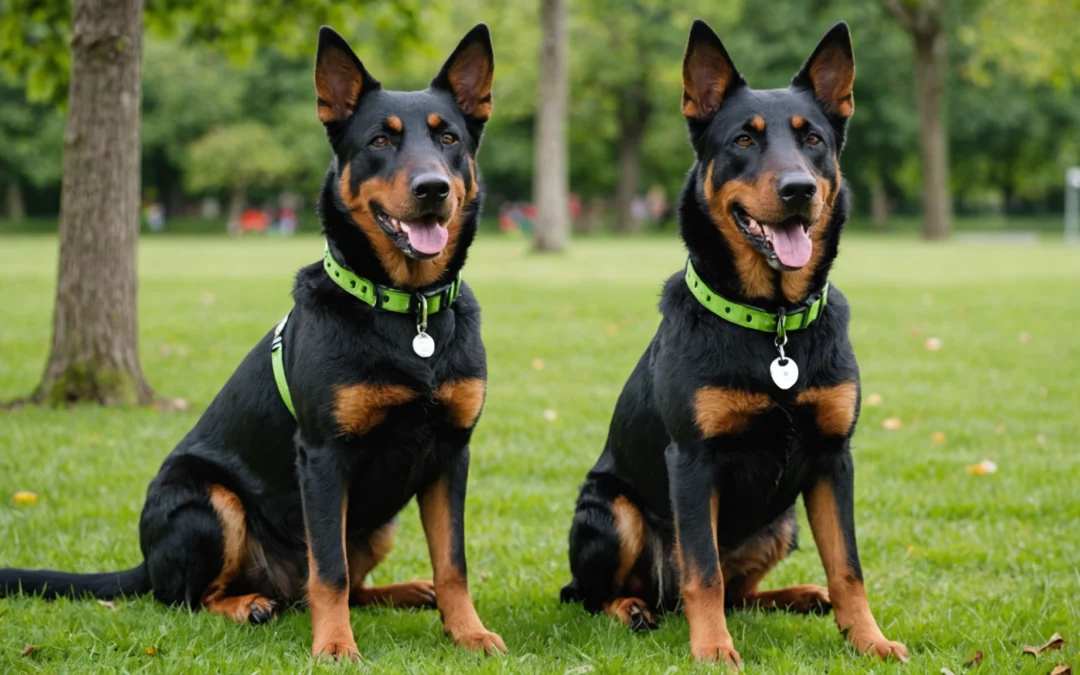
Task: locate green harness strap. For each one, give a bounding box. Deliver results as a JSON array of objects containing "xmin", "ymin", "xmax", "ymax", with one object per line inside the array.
[
  {"xmin": 684, "ymin": 260, "xmax": 829, "ymax": 334},
  {"xmin": 271, "ymin": 243, "xmax": 465, "ymax": 418}
]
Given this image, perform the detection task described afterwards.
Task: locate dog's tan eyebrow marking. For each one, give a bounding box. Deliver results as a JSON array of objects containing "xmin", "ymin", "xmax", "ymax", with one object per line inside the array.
[
  {"xmin": 750, "ymin": 116, "xmax": 766, "ymax": 132},
  {"xmin": 427, "ymin": 113, "xmax": 442, "ymax": 129},
  {"xmin": 791, "ymin": 115, "xmax": 806, "ymax": 129},
  {"xmin": 386, "ymin": 116, "xmax": 403, "ymax": 133}
]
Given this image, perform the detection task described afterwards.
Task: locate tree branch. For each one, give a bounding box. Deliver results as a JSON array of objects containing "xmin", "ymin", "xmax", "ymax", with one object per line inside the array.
[{"xmin": 881, "ymin": 0, "xmax": 915, "ymax": 31}]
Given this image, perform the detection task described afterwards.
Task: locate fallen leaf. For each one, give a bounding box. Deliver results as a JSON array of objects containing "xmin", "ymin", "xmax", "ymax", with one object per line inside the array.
[
  {"xmin": 865, "ymin": 393, "xmax": 883, "ymax": 407},
  {"xmin": 963, "ymin": 649, "xmax": 984, "ymax": 667},
  {"xmin": 966, "ymin": 459, "xmax": 998, "ymax": 476},
  {"xmin": 1050, "ymin": 664, "xmax": 1072, "ymax": 675},
  {"xmin": 955, "ymin": 307, "xmax": 966, "ymax": 317},
  {"xmin": 1036, "ymin": 434, "xmax": 1047, "ymax": 445},
  {"xmin": 910, "ymin": 324, "xmax": 922, "ymax": 336},
  {"xmin": 1023, "ymin": 633, "xmax": 1065, "ymax": 656},
  {"xmin": 12, "ymin": 491, "xmax": 38, "ymax": 505},
  {"xmin": 201, "ymin": 292, "xmax": 215, "ymax": 306},
  {"xmin": 159, "ymin": 344, "xmax": 172, "ymax": 356},
  {"xmin": 97, "ymin": 599, "xmax": 116, "ymax": 610},
  {"xmin": 543, "ymin": 409, "xmax": 557, "ymax": 422},
  {"xmin": 1019, "ymin": 332, "xmax": 1031, "ymax": 344},
  {"xmin": 480, "ymin": 572, "xmax": 490, "ymax": 582},
  {"xmin": 153, "ymin": 398, "xmax": 190, "ymax": 413},
  {"xmin": 925, "ymin": 337, "xmax": 943, "ymax": 351},
  {"xmin": 882, "ymin": 417, "xmax": 902, "ymax": 430},
  {"xmin": 531, "ymin": 358, "xmax": 544, "ymax": 371},
  {"xmin": 906, "ymin": 545, "xmax": 915, "ymax": 555},
  {"xmin": 145, "ymin": 646, "xmax": 156, "ymax": 656},
  {"xmin": 995, "ymin": 424, "xmax": 1007, "ymax": 434},
  {"xmin": 604, "ymin": 323, "xmax": 619, "ymax": 336},
  {"xmin": 931, "ymin": 431, "xmax": 946, "ymax": 444},
  {"xmin": 20, "ymin": 644, "xmax": 34, "ymax": 657}
]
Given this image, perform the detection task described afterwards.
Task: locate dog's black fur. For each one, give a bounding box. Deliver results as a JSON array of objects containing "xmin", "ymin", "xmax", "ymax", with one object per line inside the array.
[
  {"xmin": 561, "ymin": 20, "xmax": 908, "ymax": 666},
  {"xmin": 1, "ymin": 24, "xmax": 506, "ymax": 660}
]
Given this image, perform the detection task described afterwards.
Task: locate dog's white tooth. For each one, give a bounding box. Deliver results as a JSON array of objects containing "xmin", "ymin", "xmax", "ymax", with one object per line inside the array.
[{"xmin": 400, "ymin": 221, "xmax": 410, "ymax": 233}]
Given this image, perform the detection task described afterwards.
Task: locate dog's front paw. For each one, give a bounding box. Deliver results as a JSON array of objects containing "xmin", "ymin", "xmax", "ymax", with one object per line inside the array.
[
  {"xmin": 452, "ymin": 629, "xmax": 507, "ymax": 654},
  {"xmin": 313, "ymin": 638, "xmax": 361, "ymax": 662},
  {"xmin": 846, "ymin": 626, "xmax": 909, "ymax": 662},
  {"xmin": 691, "ymin": 639, "xmax": 742, "ymax": 669}
]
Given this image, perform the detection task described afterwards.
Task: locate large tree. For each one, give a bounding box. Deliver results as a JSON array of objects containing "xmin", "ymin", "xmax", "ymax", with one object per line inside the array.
[
  {"xmin": 882, "ymin": 0, "xmax": 951, "ymax": 239},
  {"xmin": 532, "ymin": 0, "xmax": 570, "ymax": 252}
]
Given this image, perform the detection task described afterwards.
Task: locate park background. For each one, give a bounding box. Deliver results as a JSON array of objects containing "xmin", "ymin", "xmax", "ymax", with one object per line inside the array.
[{"xmin": 2, "ymin": 0, "xmax": 1080, "ymax": 673}]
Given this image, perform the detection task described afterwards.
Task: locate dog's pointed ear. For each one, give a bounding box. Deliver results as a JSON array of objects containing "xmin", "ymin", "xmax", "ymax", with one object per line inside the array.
[
  {"xmin": 431, "ymin": 23, "xmax": 495, "ymax": 127},
  {"xmin": 792, "ymin": 22, "xmax": 855, "ymax": 124},
  {"xmin": 682, "ymin": 19, "xmax": 744, "ymax": 121},
  {"xmin": 314, "ymin": 26, "xmax": 380, "ymax": 126}
]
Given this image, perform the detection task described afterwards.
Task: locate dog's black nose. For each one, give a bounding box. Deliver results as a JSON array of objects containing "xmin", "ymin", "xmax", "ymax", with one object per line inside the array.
[
  {"xmin": 777, "ymin": 174, "xmax": 817, "ymax": 208},
  {"xmin": 411, "ymin": 174, "xmax": 451, "ymax": 204}
]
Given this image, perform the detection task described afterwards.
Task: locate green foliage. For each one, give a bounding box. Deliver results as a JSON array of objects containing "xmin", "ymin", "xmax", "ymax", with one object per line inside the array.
[
  {"xmin": 185, "ymin": 123, "xmax": 296, "ymax": 194},
  {"xmin": 0, "ymin": 83, "xmax": 64, "ymax": 187}
]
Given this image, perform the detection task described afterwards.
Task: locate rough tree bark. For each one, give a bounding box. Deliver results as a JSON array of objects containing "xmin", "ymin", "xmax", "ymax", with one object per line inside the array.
[
  {"xmin": 883, "ymin": 0, "xmax": 951, "ymax": 240},
  {"xmin": 34, "ymin": 0, "xmax": 153, "ymax": 405},
  {"xmin": 532, "ymin": 0, "xmax": 570, "ymax": 252}
]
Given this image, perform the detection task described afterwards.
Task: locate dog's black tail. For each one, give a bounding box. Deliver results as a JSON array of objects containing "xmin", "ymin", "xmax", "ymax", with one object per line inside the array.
[{"xmin": 0, "ymin": 562, "xmax": 152, "ymax": 600}]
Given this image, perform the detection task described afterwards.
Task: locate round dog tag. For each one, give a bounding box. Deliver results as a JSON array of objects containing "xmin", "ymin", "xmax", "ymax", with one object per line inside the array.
[
  {"xmin": 770, "ymin": 357, "xmax": 799, "ymax": 390},
  {"xmin": 413, "ymin": 332, "xmax": 435, "ymax": 358}
]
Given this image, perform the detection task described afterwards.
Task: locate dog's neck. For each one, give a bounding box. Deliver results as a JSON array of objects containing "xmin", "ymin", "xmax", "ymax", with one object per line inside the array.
[
  {"xmin": 678, "ymin": 170, "xmax": 845, "ymax": 312},
  {"xmin": 317, "ymin": 167, "xmax": 476, "ymax": 290}
]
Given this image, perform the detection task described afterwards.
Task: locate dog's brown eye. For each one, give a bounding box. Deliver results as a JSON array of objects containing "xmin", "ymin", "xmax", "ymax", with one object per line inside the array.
[
  {"xmin": 734, "ymin": 134, "xmax": 753, "ymax": 148},
  {"xmin": 442, "ymin": 133, "xmax": 458, "ymax": 146},
  {"xmin": 806, "ymin": 133, "xmax": 823, "ymax": 147},
  {"xmin": 371, "ymin": 136, "xmax": 391, "ymax": 148}
]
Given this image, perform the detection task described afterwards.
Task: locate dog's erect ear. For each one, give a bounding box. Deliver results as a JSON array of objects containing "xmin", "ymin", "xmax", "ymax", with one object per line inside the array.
[
  {"xmin": 792, "ymin": 22, "xmax": 855, "ymax": 122},
  {"xmin": 682, "ymin": 19, "xmax": 744, "ymax": 121},
  {"xmin": 314, "ymin": 26, "xmax": 380, "ymax": 125},
  {"xmin": 431, "ymin": 24, "xmax": 495, "ymax": 125}
]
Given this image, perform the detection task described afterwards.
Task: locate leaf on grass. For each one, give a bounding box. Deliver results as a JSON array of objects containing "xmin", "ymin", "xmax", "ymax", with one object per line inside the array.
[
  {"xmin": 865, "ymin": 393, "xmax": 883, "ymax": 407},
  {"xmin": 153, "ymin": 398, "xmax": 190, "ymax": 413},
  {"xmin": 480, "ymin": 572, "xmax": 490, "ymax": 582},
  {"xmin": 963, "ymin": 649, "xmax": 984, "ymax": 667},
  {"xmin": 1036, "ymin": 434, "xmax": 1047, "ymax": 445},
  {"xmin": 543, "ymin": 409, "xmax": 557, "ymax": 422},
  {"xmin": 12, "ymin": 491, "xmax": 39, "ymax": 505},
  {"xmin": 97, "ymin": 600, "xmax": 116, "ymax": 610},
  {"xmin": 1050, "ymin": 664, "xmax": 1072, "ymax": 675},
  {"xmin": 201, "ymin": 292, "xmax": 215, "ymax": 306},
  {"xmin": 1023, "ymin": 633, "xmax": 1064, "ymax": 656},
  {"xmin": 925, "ymin": 337, "xmax": 943, "ymax": 351},
  {"xmin": 882, "ymin": 417, "xmax": 902, "ymax": 430},
  {"xmin": 995, "ymin": 424, "xmax": 1007, "ymax": 434},
  {"xmin": 604, "ymin": 322, "xmax": 619, "ymax": 336},
  {"xmin": 911, "ymin": 324, "xmax": 922, "ymax": 336},
  {"xmin": 145, "ymin": 646, "xmax": 156, "ymax": 656},
  {"xmin": 20, "ymin": 644, "xmax": 34, "ymax": 657},
  {"xmin": 160, "ymin": 344, "xmax": 173, "ymax": 356},
  {"xmin": 531, "ymin": 358, "xmax": 544, "ymax": 371},
  {"xmin": 931, "ymin": 431, "xmax": 946, "ymax": 444},
  {"xmin": 1019, "ymin": 332, "xmax": 1031, "ymax": 344},
  {"xmin": 966, "ymin": 460, "xmax": 997, "ymax": 476}
]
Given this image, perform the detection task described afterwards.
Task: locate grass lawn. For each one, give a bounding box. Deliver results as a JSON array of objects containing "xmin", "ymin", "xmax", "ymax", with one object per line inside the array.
[{"xmin": 1, "ymin": 233, "xmax": 1079, "ymax": 674}]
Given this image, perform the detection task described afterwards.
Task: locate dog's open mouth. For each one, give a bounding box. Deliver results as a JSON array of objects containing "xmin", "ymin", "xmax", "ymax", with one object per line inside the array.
[
  {"xmin": 372, "ymin": 204, "xmax": 448, "ymax": 259},
  {"xmin": 732, "ymin": 205, "xmax": 813, "ymax": 270}
]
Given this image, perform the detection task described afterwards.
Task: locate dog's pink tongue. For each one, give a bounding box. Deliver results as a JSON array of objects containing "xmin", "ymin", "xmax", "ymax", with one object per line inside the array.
[
  {"xmin": 770, "ymin": 224, "xmax": 812, "ymax": 268},
  {"xmin": 401, "ymin": 217, "xmax": 448, "ymax": 255}
]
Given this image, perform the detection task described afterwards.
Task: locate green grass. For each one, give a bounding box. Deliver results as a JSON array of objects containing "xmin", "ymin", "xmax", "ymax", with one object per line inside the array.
[{"xmin": 1, "ymin": 234, "xmax": 1079, "ymax": 674}]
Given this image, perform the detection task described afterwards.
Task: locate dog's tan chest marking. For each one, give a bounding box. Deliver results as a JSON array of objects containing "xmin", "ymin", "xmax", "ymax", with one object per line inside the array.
[
  {"xmin": 693, "ymin": 387, "xmax": 773, "ymax": 438},
  {"xmin": 333, "ymin": 384, "xmax": 419, "ymax": 436},
  {"xmin": 796, "ymin": 381, "xmax": 857, "ymax": 436},
  {"xmin": 436, "ymin": 378, "xmax": 486, "ymax": 428}
]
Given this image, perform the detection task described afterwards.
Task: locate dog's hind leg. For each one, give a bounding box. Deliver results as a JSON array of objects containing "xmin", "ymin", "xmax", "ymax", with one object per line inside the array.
[
  {"xmin": 562, "ymin": 477, "xmax": 659, "ymax": 631},
  {"xmin": 348, "ymin": 521, "xmax": 435, "ymax": 609},
  {"xmin": 139, "ymin": 471, "xmax": 275, "ymax": 624}
]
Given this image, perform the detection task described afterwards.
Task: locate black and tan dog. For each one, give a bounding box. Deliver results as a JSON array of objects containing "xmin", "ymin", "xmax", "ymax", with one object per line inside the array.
[
  {"xmin": 561, "ymin": 21, "xmax": 908, "ymax": 667},
  {"xmin": 1, "ymin": 25, "xmax": 505, "ymax": 660}
]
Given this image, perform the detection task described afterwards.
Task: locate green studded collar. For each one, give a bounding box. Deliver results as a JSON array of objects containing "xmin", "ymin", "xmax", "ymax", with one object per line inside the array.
[
  {"xmin": 684, "ymin": 259, "xmax": 829, "ymax": 336},
  {"xmin": 323, "ymin": 243, "xmax": 463, "ymax": 314}
]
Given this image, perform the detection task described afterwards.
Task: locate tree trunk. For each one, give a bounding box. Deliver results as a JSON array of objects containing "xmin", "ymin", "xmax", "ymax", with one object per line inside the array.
[
  {"xmin": 532, "ymin": 0, "xmax": 570, "ymax": 253},
  {"xmin": 869, "ymin": 171, "xmax": 889, "ymax": 227},
  {"xmin": 913, "ymin": 29, "xmax": 951, "ymax": 240},
  {"xmin": 5, "ymin": 182, "xmax": 27, "ymax": 221},
  {"xmin": 613, "ymin": 98, "xmax": 649, "ymax": 233},
  {"xmin": 226, "ymin": 186, "xmax": 246, "ymax": 236},
  {"xmin": 34, "ymin": 0, "xmax": 152, "ymax": 405}
]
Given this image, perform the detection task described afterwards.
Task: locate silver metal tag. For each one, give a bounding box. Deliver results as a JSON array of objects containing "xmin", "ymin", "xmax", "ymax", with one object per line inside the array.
[
  {"xmin": 413, "ymin": 332, "xmax": 435, "ymax": 358},
  {"xmin": 770, "ymin": 356, "xmax": 798, "ymax": 390}
]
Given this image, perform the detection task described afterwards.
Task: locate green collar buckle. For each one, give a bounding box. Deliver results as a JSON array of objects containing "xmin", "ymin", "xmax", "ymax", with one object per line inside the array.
[
  {"xmin": 684, "ymin": 259, "xmax": 829, "ymax": 335},
  {"xmin": 322, "ymin": 243, "xmax": 463, "ymax": 315}
]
